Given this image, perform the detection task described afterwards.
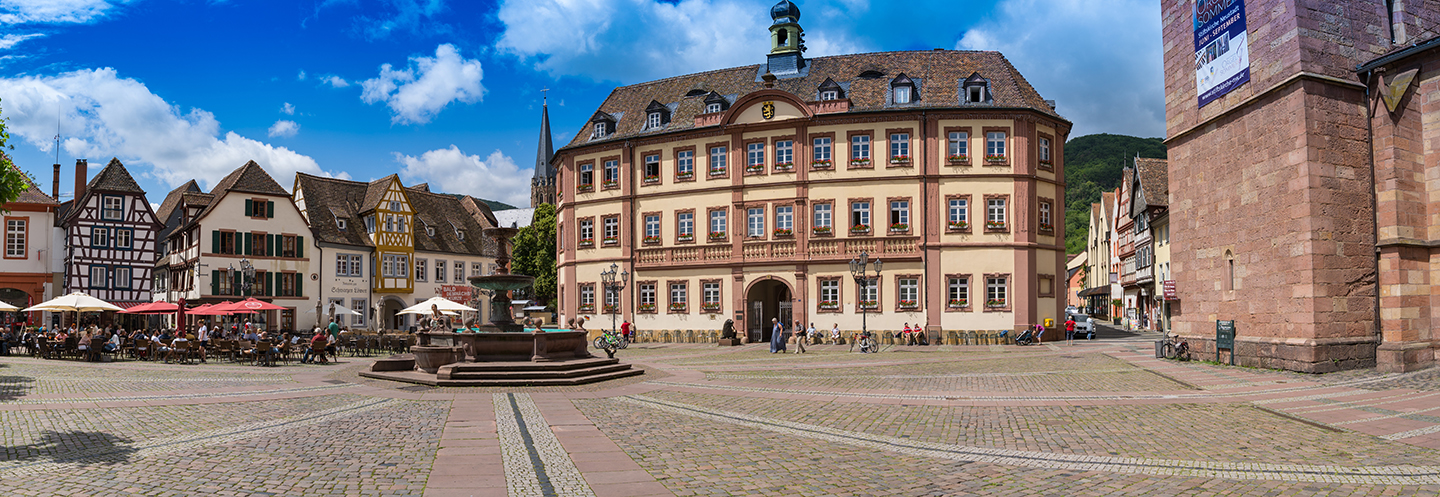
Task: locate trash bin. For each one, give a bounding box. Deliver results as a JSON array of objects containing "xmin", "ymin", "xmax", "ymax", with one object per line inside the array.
[{"xmin": 1155, "ymin": 340, "xmax": 1165, "ymax": 358}]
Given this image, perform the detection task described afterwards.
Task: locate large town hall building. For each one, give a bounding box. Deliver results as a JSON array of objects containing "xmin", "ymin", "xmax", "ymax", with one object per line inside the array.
[{"xmin": 554, "ymin": 1, "xmax": 1070, "ymax": 339}]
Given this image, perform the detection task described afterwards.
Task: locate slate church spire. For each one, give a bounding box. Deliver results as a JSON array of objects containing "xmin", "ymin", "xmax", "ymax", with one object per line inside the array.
[{"xmin": 531, "ymin": 92, "xmax": 556, "ymax": 207}]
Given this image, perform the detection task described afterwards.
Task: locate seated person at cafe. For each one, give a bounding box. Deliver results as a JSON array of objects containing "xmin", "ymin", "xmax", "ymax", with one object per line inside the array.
[
  {"xmin": 303, "ymin": 329, "xmax": 329, "ymax": 364},
  {"xmin": 103, "ymin": 331, "xmax": 120, "ymax": 353}
]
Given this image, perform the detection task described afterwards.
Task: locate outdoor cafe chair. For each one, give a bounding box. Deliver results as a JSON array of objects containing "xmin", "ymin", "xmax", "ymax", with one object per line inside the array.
[
  {"xmin": 253, "ymin": 341, "xmax": 274, "ymax": 367},
  {"xmin": 88, "ymin": 337, "xmax": 106, "ymax": 362}
]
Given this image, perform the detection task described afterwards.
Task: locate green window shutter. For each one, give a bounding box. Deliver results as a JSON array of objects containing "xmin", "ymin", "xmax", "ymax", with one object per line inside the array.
[
  {"xmin": 267, "ymin": 201, "xmax": 275, "ymax": 218},
  {"xmin": 243, "ymin": 232, "xmax": 252, "ymax": 255},
  {"xmin": 296, "ymin": 236, "xmax": 304, "ymax": 258},
  {"xmin": 244, "ymin": 199, "xmax": 253, "ymax": 217},
  {"xmin": 234, "ymin": 271, "xmax": 242, "ymax": 296},
  {"xmin": 296, "ymin": 273, "xmax": 303, "ymax": 297},
  {"xmin": 211, "ymin": 231, "xmax": 220, "ymax": 253},
  {"xmin": 265, "ymin": 272, "xmax": 273, "ymax": 296},
  {"xmin": 267, "ymin": 234, "xmax": 276, "ymax": 256},
  {"xmin": 210, "ymin": 270, "xmax": 218, "ymax": 295}
]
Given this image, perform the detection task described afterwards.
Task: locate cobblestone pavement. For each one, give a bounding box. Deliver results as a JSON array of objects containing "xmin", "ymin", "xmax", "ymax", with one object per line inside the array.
[{"xmin": 4, "ymin": 338, "xmax": 1440, "ymax": 496}]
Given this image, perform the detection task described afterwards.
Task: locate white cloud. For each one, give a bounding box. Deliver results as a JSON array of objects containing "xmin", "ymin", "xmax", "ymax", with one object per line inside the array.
[
  {"xmin": 957, "ymin": 0, "xmax": 1163, "ymax": 138},
  {"xmin": 0, "ymin": 33, "xmax": 43, "ymax": 49},
  {"xmin": 323, "ymin": 75, "xmax": 349, "ymax": 88},
  {"xmin": 267, "ymin": 119, "xmax": 299, "ymax": 138},
  {"xmin": 297, "ymin": 69, "xmax": 307, "ymax": 81},
  {"xmin": 0, "ymin": 0, "xmax": 128, "ymax": 24},
  {"xmin": 280, "ymin": 102, "xmax": 295, "ymax": 115},
  {"xmin": 361, "ymin": 43, "xmax": 484, "ymax": 125},
  {"xmin": 395, "ymin": 146, "xmax": 530, "ymax": 207},
  {"xmin": 0, "ymin": 67, "xmax": 343, "ymax": 191}
]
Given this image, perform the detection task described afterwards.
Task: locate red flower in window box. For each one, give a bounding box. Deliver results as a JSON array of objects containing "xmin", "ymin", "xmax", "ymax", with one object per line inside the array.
[
  {"xmin": 985, "ymin": 154, "xmax": 1006, "ymax": 163},
  {"xmin": 811, "ymin": 159, "xmax": 833, "ymax": 169},
  {"xmin": 947, "ymin": 154, "xmax": 969, "ymax": 164},
  {"xmin": 948, "ymin": 299, "xmax": 967, "ymax": 308}
]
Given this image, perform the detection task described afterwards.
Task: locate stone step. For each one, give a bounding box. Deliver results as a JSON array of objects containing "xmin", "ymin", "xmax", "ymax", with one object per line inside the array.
[
  {"xmin": 441, "ymin": 362, "xmax": 634, "ymax": 381},
  {"xmin": 432, "ymin": 367, "xmax": 644, "ymax": 387},
  {"xmin": 443, "ymin": 357, "xmax": 619, "ymax": 372}
]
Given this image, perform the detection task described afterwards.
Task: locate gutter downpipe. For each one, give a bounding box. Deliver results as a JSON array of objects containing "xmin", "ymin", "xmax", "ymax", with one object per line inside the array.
[{"xmin": 1363, "ymin": 69, "xmax": 1382, "ymax": 352}]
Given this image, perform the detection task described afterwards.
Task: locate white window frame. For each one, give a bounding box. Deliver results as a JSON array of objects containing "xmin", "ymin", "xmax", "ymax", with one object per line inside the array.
[
  {"xmin": 949, "ymin": 198, "xmax": 968, "ymax": 224},
  {"xmin": 987, "ymin": 198, "xmax": 1006, "ymax": 224},
  {"xmin": 593, "ymin": 122, "xmax": 607, "ymax": 139},
  {"xmin": 90, "ymin": 266, "xmax": 107, "ymax": 288},
  {"xmin": 644, "ymin": 215, "xmax": 660, "ymax": 238},
  {"xmin": 813, "ymin": 137, "xmax": 831, "ymax": 163},
  {"xmin": 436, "ymin": 259, "xmax": 447, "ymax": 282},
  {"xmin": 890, "ymin": 133, "xmax": 909, "ymax": 159},
  {"xmin": 580, "ymin": 285, "xmax": 595, "ymax": 306},
  {"xmin": 819, "ymin": 279, "xmax": 839, "ymax": 303},
  {"xmin": 898, "ymin": 277, "xmax": 918, "ymax": 303},
  {"xmin": 747, "ymin": 208, "xmax": 765, "ymax": 237},
  {"xmin": 647, "ymin": 112, "xmax": 662, "ymax": 129},
  {"xmin": 948, "ymin": 277, "xmax": 969, "ymax": 304},
  {"xmin": 986, "ymin": 131, "xmax": 1006, "ymax": 157},
  {"xmin": 639, "ymin": 283, "xmax": 655, "ymax": 307},
  {"xmin": 677, "ymin": 212, "xmax": 694, "ymax": 237},
  {"xmin": 705, "ymin": 102, "xmax": 722, "ymax": 113},
  {"xmin": 677, "ymin": 150, "xmax": 694, "ymax": 176},
  {"xmin": 5, "ymin": 218, "xmax": 25, "ymax": 257},
  {"xmin": 579, "ymin": 163, "xmax": 594, "ymax": 187},
  {"xmin": 851, "ymin": 135, "xmax": 870, "ymax": 160},
  {"xmin": 1040, "ymin": 201, "xmax": 1052, "ymax": 227},
  {"xmin": 890, "ymin": 200, "xmax": 909, "ymax": 226},
  {"xmin": 415, "ymin": 259, "xmax": 427, "ymax": 282},
  {"xmin": 709, "ymin": 146, "xmax": 727, "ymax": 174},
  {"xmin": 603, "ymin": 160, "xmax": 619, "ymax": 184},
  {"xmin": 813, "ymin": 203, "xmax": 831, "ymax": 229},
  {"xmin": 747, "ymin": 142, "xmax": 765, "ymax": 168},
  {"xmin": 775, "ymin": 206, "xmax": 793, "ymax": 231},
  {"xmin": 114, "ymin": 267, "xmax": 131, "ymax": 290},
  {"xmin": 454, "ymin": 261, "xmax": 465, "ymax": 283},
  {"xmin": 670, "ymin": 282, "xmax": 688, "ymax": 306},
  {"xmin": 703, "ymin": 282, "xmax": 721, "ymax": 305},
  {"xmin": 775, "ymin": 140, "xmax": 793, "ymax": 165},
  {"xmin": 948, "ymin": 131, "xmax": 968, "ymax": 158},
  {"xmin": 852, "ymin": 201, "xmax": 870, "ymax": 229},
  {"xmin": 709, "ymin": 210, "xmax": 726, "ymax": 236},
  {"xmin": 102, "ymin": 196, "xmax": 123, "ymax": 221},
  {"xmin": 894, "ymin": 86, "xmax": 911, "ymax": 104},
  {"xmin": 986, "ymin": 277, "xmax": 1008, "ymax": 305},
  {"xmin": 820, "ymin": 90, "xmax": 838, "ymax": 101},
  {"xmin": 1039, "ymin": 137, "xmax": 1051, "ymax": 162}
]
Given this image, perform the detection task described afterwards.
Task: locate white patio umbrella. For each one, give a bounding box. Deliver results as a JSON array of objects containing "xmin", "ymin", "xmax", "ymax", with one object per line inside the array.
[
  {"xmin": 397, "ymin": 296, "xmax": 476, "ymax": 315},
  {"xmin": 306, "ymin": 302, "xmax": 363, "ymax": 316},
  {"xmin": 0, "ymin": 301, "xmax": 19, "ymax": 312},
  {"xmin": 23, "ymin": 292, "xmax": 124, "ymax": 313}
]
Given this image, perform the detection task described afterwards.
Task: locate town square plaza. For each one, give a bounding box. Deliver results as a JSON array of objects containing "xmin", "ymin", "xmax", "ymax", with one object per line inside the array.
[{"xmin": 4, "ymin": 332, "xmax": 1440, "ymax": 496}]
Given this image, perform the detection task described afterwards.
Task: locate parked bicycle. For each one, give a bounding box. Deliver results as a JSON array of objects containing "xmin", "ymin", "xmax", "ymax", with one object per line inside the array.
[
  {"xmin": 593, "ymin": 329, "xmax": 628, "ymax": 352},
  {"xmin": 1161, "ymin": 333, "xmax": 1190, "ymax": 360},
  {"xmin": 851, "ymin": 330, "xmax": 878, "ymax": 353}
]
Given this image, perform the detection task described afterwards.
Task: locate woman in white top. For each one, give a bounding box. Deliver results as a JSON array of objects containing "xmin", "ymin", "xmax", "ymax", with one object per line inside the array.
[{"xmin": 830, "ymin": 323, "xmax": 841, "ymax": 344}]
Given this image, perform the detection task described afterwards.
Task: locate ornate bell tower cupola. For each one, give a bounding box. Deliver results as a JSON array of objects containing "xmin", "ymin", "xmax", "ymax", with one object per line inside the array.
[{"xmin": 766, "ymin": 1, "xmax": 806, "ymax": 77}]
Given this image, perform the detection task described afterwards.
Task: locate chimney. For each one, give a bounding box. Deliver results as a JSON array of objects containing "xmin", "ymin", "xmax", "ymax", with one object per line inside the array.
[
  {"xmin": 52, "ymin": 164, "xmax": 61, "ymax": 201},
  {"xmin": 74, "ymin": 159, "xmax": 88, "ymax": 201}
]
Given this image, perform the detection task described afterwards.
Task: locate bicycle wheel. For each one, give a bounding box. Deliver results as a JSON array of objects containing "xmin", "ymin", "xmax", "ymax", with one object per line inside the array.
[
  {"xmin": 619, "ymin": 336, "xmax": 630, "ymax": 349},
  {"xmin": 861, "ymin": 338, "xmax": 876, "ymax": 353},
  {"xmin": 1176, "ymin": 343, "xmax": 1189, "ymax": 361},
  {"xmin": 1163, "ymin": 342, "xmax": 1177, "ymax": 360},
  {"xmin": 593, "ymin": 337, "xmax": 607, "ymax": 350}
]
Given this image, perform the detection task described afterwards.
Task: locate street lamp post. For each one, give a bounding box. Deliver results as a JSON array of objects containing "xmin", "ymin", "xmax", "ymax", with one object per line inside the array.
[
  {"xmin": 848, "ymin": 251, "xmax": 883, "ymax": 339},
  {"xmin": 599, "ymin": 263, "xmax": 629, "ymax": 334}
]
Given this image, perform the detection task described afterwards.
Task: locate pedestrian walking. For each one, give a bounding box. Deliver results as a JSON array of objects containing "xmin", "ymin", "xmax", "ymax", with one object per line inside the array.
[
  {"xmin": 1065, "ymin": 316, "xmax": 1077, "ymax": 345},
  {"xmin": 620, "ymin": 320, "xmax": 631, "ymax": 342},
  {"xmin": 769, "ymin": 318, "xmax": 785, "ymax": 353},
  {"xmin": 793, "ymin": 322, "xmax": 808, "ymax": 354}
]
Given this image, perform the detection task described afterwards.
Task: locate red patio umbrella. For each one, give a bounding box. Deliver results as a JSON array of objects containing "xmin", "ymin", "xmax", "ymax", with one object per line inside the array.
[
  {"xmin": 187, "ymin": 303, "xmax": 233, "ymax": 316},
  {"xmin": 119, "ymin": 301, "xmax": 181, "ymax": 314},
  {"xmin": 214, "ymin": 298, "xmax": 287, "ymax": 313}
]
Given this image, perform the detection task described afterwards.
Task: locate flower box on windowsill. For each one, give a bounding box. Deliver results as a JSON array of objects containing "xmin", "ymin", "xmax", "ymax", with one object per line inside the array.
[
  {"xmin": 637, "ymin": 303, "xmax": 657, "ymax": 313},
  {"xmin": 676, "ymin": 171, "xmax": 695, "ymax": 180},
  {"xmin": 772, "ymin": 228, "xmax": 793, "ymax": 237},
  {"xmin": 643, "ymin": 175, "xmax": 660, "ymax": 184},
  {"xmin": 745, "ymin": 165, "xmax": 765, "ymax": 174},
  {"xmin": 577, "ymin": 184, "xmax": 594, "ymax": 193},
  {"xmin": 888, "ymin": 156, "xmax": 911, "ymax": 166},
  {"xmin": 986, "ymin": 300, "xmax": 1007, "ymax": 308},
  {"xmin": 701, "ymin": 303, "xmax": 722, "ymax": 312},
  {"xmin": 668, "ymin": 303, "xmax": 688, "ymax": 312},
  {"xmin": 948, "ymin": 221, "xmax": 969, "ymax": 231},
  {"xmin": 1039, "ymin": 223, "xmax": 1054, "ymax": 233},
  {"xmin": 602, "ymin": 304, "xmax": 618, "ymax": 314},
  {"xmin": 899, "ymin": 301, "xmax": 919, "ymax": 310},
  {"xmin": 1038, "ymin": 159, "xmax": 1053, "ymax": 168},
  {"xmin": 849, "ymin": 159, "xmax": 872, "ymax": 167},
  {"xmin": 984, "ymin": 155, "xmax": 1007, "ymax": 164},
  {"xmin": 602, "ymin": 236, "xmax": 619, "ymax": 245},
  {"xmin": 811, "ymin": 160, "xmax": 833, "ymax": 170},
  {"xmin": 889, "ymin": 223, "xmax": 909, "ymax": 233},
  {"xmin": 578, "ymin": 239, "xmax": 595, "ymax": 247},
  {"xmin": 577, "ymin": 304, "xmax": 595, "ymax": 313},
  {"xmin": 818, "ymin": 301, "xmax": 839, "ymax": 311},
  {"xmin": 985, "ymin": 221, "xmax": 1007, "ymax": 231},
  {"xmin": 948, "ymin": 299, "xmax": 968, "ymax": 308},
  {"xmin": 602, "ymin": 180, "xmax": 619, "ymax": 188},
  {"xmin": 812, "ymin": 226, "xmax": 833, "ymax": 236},
  {"xmin": 642, "ymin": 235, "xmax": 662, "ymax": 244},
  {"xmin": 707, "ymin": 232, "xmax": 725, "ymax": 241},
  {"xmin": 709, "ymin": 168, "xmax": 727, "ymax": 176},
  {"xmin": 677, "ymin": 234, "xmax": 695, "ymax": 243},
  {"xmin": 947, "ymin": 155, "xmax": 970, "ymax": 165},
  {"xmin": 773, "ymin": 162, "xmax": 794, "ymax": 172},
  {"xmin": 850, "ymin": 225, "xmax": 871, "ymax": 234},
  {"xmin": 859, "ymin": 301, "xmax": 879, "ymax": 310}
]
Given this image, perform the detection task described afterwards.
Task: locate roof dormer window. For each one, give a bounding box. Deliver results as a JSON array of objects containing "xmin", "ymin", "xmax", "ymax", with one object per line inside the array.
[
  {"xmin": 427, "ymin": 225, "xmax": 435, "ymax": 237},
  {"xmin": 647, "ymin": 112, "xmax": 661, "ymax": 128},
  {"xmin": 706, "ymin": 102, "xmax": 722, "ymax": 113},
  {"xmin": 962, "ymin": 72, "xmax": 991, "ymax": 104},
  {"xmin": 457, "ymin": 229, "xmax": 465, "ymax": 240},
  {"xmin": 593, "ymin": 122, "xmax": 607, "ymax": 139},
  {"xmin": 817, "ymin": 77, "xmax": 845, "ymax": 101},
  {"xmin": 337, "ymin": 218, "xmax": 347, "ymax": 230},
  {"xmin": 643, "ymin": 100, "xmax": 671, "ymax": 130},
  {"xmin": 589, "ymin": 111, "xmax": 617, "ymax": 140},
  {"xmin": 702, "ymin": 92, "xmax": 730, "ymax": 114},
  {"xmin": 890, "ymin": 73, "xmax": 918, "ymax": 105}
]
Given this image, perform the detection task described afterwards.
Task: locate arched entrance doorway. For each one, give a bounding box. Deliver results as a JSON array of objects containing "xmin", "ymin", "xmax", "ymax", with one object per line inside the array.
[
  {"xmin": 0, "ymin": 288, "xmax": 30, "ymax": 326},
  {"xmin": 746, "ymin": 279, "xmax": 792, "ymax": 343},
  {"xmin": 380, "ymin": 296, "xmax": 408, "ymax": 331}
]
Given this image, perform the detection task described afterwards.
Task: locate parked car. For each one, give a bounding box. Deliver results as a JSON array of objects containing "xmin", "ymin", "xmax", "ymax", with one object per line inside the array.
[{"xmin": 1071, "ymin": 314, "xmax": 1094, "ymax": 339}]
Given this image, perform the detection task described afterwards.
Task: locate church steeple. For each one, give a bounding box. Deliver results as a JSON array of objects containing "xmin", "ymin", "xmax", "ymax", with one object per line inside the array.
[
  {"xmin": 531, "ymin": 93, "xmax": 557, "ymax": 207},
  {"xmin": 765, "ymin": 1, "xmax": 806, "ymax": 77}
]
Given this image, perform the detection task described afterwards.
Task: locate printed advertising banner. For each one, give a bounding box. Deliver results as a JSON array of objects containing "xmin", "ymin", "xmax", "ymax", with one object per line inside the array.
[{"xmin": 1194, "ymin": 0, "xmax": 1250, "ymax": 107}]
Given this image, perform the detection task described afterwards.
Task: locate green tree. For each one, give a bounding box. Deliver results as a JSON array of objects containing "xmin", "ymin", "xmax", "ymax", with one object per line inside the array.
[
  {"xmin": 511, "ymin": 203, "xmax": 557, "ymax": 304},
  {"xmin": 1060, "ymin": 133, "xmax": 1167, "ymax": 254},
  {"xmin": 1, "ymin": 99, "xmax": 37, "ymax": 212}
]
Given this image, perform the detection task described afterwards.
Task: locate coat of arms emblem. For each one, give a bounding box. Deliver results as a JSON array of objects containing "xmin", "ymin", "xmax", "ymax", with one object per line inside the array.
[{"xmin": 761, "ymin": 101, "xmax": 775, "ymax": 120}]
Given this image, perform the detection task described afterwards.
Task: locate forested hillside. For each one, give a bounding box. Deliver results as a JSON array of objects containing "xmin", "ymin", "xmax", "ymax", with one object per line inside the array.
[{"xmin": 1062, "ymin": 134, "xmax": 1167, "ymax": 254}]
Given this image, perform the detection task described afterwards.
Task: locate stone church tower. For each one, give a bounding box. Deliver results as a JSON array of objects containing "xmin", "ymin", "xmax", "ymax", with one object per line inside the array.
[{"xmin": 530, "ymin": 99, "xmax": 556, "ymax": 207}]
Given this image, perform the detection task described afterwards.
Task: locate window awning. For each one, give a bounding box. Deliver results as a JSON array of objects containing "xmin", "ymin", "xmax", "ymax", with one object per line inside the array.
[{"xmin": 1077, "ymin": 287, "xmax": 1112, "ymax": 297}]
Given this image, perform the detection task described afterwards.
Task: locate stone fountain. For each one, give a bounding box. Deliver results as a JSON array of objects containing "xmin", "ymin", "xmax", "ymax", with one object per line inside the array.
[{"xmin": 362, "ymin": 225, "xmax": 641, "ymax": 386}]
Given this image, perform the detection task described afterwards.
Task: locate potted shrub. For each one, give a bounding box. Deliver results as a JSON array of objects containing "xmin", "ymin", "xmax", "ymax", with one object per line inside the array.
[
  {"xmin": 602, "ymin": 235, "xmax": 619, "ymax": 245},
  {"xmin": 986, "ymin": 299, "xmax": 1006, "ymax": 308},
  {"xmin": 578, "ymin": 238, "xmax": 595, "ymax": 247},
  {"xmin": 859, "ymin": 300, "xmax": 879, "ymax": 309},
  {"xmin": 676, "ymin": 170, "xmax": 694, "ymax": 180},
  {"xmin": 745, "ymin": 163, "xmax": 765, "ymax": 173},
  {"xmin": 577, "ymin": 183, "xmax": 594, "ymax": 192},
  {"xmin": 602, "ymin": 179, "xmax": 618, "ymax": 188},
  {"xmin": 702, "ymin": 302, "xmax": 722, "ymax": 312},
  {"xmin": 578, "ymin": 303, "xmax": 595, "ymax": 313},
  {"xmin": 644, "ymin": 173, "xmax": 659, "ymax": 183},
  {"xmin": 709, "ymin": 166, "xmax": 726, "ymax": 176}
]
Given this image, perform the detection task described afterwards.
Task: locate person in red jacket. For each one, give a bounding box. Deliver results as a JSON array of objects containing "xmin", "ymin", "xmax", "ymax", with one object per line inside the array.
[{"xmin": 1065, "ymin": 316, "xmax": 1077, "ymax": 344}]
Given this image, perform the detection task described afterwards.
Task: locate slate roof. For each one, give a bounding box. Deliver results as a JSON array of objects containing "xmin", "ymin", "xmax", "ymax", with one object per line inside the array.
[
  {"xmin": 457, "ymin": 195, "xmax": 499, "ymax": 228},
  {"xmin": 532, "ymin": 103, "xmax": 555, "ymax": 180},
  {"xmin": 156, "ymin": 180, "xmax": 201, "ymax": 225},
  {"xmin": 492, "ymin": 208, "xmax": 535, "ymax": 229},
  {"xmin": 560, "ymin": 49, "xmax": 1063, "ymax": 150},
  {"xmin": 361, "ymin": 176, "xmax": 398, "ymax": 213},
  {"xmin": 409, "ymin": 189, "xmax": 497, "ymax": 257},
  {"xmin": 294, "ymin": 173, "xmax": 375, "ymax": 248},
  {"xmin": 1134, "ymin": 158, "xmax": 1169, "ymax": 208},
  {"xmin": 87, "ymin": 158, "xmax": 145, "ymax": 193}
]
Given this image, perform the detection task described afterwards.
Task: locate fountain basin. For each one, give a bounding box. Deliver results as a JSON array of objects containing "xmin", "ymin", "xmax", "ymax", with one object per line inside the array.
[
  {"xmin": 421, "ymin": 330, "xmax": 590, "ymax": 362},
  {"xmin": 412, "ymin": 345, "xmax": 464, "ymax": 373}
]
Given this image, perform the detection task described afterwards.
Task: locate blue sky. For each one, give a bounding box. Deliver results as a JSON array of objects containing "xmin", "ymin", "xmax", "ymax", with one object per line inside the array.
[{"xmin": 0, "ymin": 0, "xmax": 1163, "ymax": 208}]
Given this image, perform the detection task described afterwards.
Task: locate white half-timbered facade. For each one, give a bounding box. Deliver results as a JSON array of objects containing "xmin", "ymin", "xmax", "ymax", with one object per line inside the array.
[{"xmin": 59, "ymin": 158, "xmax": 161, "ymax": 305}]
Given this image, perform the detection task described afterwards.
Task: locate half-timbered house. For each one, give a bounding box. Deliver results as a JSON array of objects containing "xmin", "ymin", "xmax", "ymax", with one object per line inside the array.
[
  {"xmin": 294, "ymin": 173, "xmax": 496, "ymax": 331},
  {"xmin": 58, "ymin": 158, "xmax": 161, "ymax": 307},
  {"xmin": 165, "ymin": 161, "xmax": 317, "ymax": 332}
]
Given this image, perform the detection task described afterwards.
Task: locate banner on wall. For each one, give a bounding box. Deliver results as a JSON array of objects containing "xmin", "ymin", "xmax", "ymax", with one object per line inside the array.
[{"xmin": 1194, "ymin": 0, "xmax": 1250, "ymax": 107}]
